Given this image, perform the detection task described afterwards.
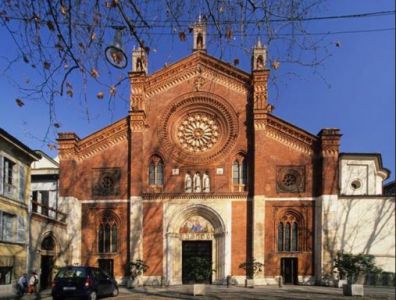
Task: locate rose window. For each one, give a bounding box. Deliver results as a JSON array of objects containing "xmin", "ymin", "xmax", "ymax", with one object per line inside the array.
[{"xmin": 177, "ymin": 113, "xmax": 220, "ymax": 152}]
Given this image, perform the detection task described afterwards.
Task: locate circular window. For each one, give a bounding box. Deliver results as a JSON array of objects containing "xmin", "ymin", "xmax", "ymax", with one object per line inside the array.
[
  {"xmin": 177, "ymin": 113, "xmax": 220, "ymax": 153},
  {"xmin": 159, "ymin": 92, "xmax": 239, "ymax": 164},
  {"xmin": 277, "ymin": 167, "xmax": 304, "ymax": 193},
  {"xmin": 282, "ymin": 173, "xmax": 297, "ymax": 187},
  {"xmin": 351, "ymin": 179, "xmax": 361, "ymax": 190},
  {"xmin": 101, "ymin": 176, "xmax": 114, "ymax": 190}
]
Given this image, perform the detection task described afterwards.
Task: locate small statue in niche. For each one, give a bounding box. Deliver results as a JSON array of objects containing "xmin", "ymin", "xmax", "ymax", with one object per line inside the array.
[
  {"xmin": 193, "ymin": 172, "xmax": 202, "ymax": 193},
  {"xmin": 197, "ymin": 33, "xmax": 203, "ymax": 49},
  {"xmin": 203, "ymin": 171, "xmax": 210, "ymax": 193},
  {"xmin": 185, "ymin": 172, "xmax": 192, "ymax": 193},
  {"xmin": 136, "ymin": 57, "xmax": 145, "ymax": 71},
  {"xmin": 256, "ymin": 55, "xmax": 264, "ymax": 69}
]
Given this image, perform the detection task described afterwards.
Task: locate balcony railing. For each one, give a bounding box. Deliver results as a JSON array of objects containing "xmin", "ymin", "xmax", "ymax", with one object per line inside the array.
[{"xmin": 31, "ymin": 201, "xmax": 67, "ymax": 222}]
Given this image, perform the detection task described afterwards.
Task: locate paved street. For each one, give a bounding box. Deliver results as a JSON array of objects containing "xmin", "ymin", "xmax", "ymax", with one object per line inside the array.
[{"xmin": 1, "ymin": 285, "xmax": 395, "ymax": 300}]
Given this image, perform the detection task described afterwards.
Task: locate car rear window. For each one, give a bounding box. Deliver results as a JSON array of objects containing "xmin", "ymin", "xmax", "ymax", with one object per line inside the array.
[{"xmin": 56, "ymin": 267, "xmax": 87, "ymax": 279}]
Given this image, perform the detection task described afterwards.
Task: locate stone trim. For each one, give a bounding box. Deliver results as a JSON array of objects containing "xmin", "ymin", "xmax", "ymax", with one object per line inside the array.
[
  {"xmin": 58, "ymin": 118, "xmax": 129, "ymax": 160},
  {"xmin": 145, "ymin": 52, "xmax": 250, "ymax": 98},
  {"xmin": 142, "ymin": 192, "xmax": 248, "ymax": 200}
]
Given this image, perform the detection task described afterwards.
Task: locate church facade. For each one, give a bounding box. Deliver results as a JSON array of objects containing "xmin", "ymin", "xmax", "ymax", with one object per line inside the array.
[{"xmin": 57, "ymin": 21, "xmax": 394, "ymax": 286}]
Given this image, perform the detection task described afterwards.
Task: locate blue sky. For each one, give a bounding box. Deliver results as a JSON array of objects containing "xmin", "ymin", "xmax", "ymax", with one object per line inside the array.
[{"xmin": 0, "ymin": 0, "xmax": 394, "ymax": 181}]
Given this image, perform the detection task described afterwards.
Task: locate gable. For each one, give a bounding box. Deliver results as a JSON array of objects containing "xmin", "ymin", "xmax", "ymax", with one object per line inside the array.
[{"xmin": 143, "ymin": 52, "xmax": 252, "ymax": 98}]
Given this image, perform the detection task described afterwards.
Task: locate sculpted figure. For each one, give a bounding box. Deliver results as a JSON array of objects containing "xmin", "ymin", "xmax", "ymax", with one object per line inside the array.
[
  {"xmin": 185, "ymin": 173, "xmax": 192, "ymax": 193},
  {"xmin": 193, "ymin": 172, "xmax": 202, "ymax": 192},
  {"xmin": 203, "ymin": 171, "xmax": 210, "ymax": 193}
]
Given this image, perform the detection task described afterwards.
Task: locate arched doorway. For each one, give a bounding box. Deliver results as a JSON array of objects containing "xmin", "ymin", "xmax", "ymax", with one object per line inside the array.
[
  {"xmin": 40, "ymin": 233, "xmax": 57, "ymax": 290},
  {"xmin": 165, "ymin": 204, "xmax": 227, "ymax": 285}
]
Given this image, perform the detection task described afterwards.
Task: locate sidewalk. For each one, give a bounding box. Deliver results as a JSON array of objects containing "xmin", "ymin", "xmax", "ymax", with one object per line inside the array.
[
  {"xmin": 1, "ymin": 285, "xmax": 394, "ymax": 300},
  {"xmin": 124, "ymin": 285, "xmax": 395, "ymax": 300}
]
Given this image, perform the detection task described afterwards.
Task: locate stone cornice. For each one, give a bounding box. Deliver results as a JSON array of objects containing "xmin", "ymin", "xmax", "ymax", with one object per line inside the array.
[
  {"xmin": 257, "ymin": 114, "xmax": 318, "ymax": 154},
  {"xmin": 59, "ymin": 117, "xmax": 129, "ymax": 160},
  {"xmin": 144, "ymin": 52, "xmax": 250, "ymax": 97},
  {"xmin": 142, "ymin": 192, "xmax": 248, "ymax": 200}
]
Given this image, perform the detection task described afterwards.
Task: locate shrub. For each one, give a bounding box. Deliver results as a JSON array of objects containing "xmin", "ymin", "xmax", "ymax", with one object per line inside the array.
[{"xmin": 333, "ymin": 252, "xmax": 382, "ymax": 284}]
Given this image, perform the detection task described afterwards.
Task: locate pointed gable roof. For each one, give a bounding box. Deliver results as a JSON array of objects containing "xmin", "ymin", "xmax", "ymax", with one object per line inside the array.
[{"xmin": 141, "ymin": 51, "xmax": 255, "ymax": 98}]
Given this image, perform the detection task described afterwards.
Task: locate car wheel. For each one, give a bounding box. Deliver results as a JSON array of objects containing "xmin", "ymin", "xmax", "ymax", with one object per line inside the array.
[
  {"xmin": 111, "ymin": 286, "xmax": 119, "ymax": 297},
  {"xmin": 88, "ymin": 291, "xmax": 97, "ymax": 300}
]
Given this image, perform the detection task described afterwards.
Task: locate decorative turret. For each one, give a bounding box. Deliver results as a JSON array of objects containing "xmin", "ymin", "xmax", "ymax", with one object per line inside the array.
[
  {"xmin": 132, "ymin": 47, "xmax": 148, "ymax": 73},
  {"xmin": 251, "ymin": 40, "xmax": 271, "ymax": 113},
  {"xmin": 193, "ymin": 15, "xmax": 207, "ymax": 52},
  {"xmin": 252, "ymin": 39, "xmax": 267, "ymax": 71}
]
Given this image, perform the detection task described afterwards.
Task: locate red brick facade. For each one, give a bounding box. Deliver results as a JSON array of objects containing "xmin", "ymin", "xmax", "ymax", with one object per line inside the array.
[{"xmin": 58, "ymin": 46, "xmax": 340, "ymax": 284}]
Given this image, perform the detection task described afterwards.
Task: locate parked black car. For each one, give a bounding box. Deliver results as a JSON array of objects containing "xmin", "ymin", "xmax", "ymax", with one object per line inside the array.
[{"xmin": 51, "ymin": 266, "xmax": 118, "ymax": 300}]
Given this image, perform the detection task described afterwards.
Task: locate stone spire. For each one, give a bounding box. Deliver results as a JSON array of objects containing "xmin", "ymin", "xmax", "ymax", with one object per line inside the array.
[
  {"xmin": 193, "ymin": 15, "xmax": 207, "ymax": 52},
  {"xmin": 252, "ymin": 39, "xmax": 267, "ymax": 71}
]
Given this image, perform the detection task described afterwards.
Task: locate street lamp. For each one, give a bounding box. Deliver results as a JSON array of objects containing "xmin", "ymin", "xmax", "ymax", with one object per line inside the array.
[{"xmin": 105, "ymin": 27, "xmax": 127, "ymax": 69}]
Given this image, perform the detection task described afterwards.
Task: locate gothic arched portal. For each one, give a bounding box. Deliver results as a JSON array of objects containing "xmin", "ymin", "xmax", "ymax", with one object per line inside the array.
[{"xmin": 165, "ymin": 204, "xmax": 228, "ymax": 284}]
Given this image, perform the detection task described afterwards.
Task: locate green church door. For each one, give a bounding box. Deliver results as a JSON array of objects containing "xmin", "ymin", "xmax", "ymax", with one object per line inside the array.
[{"xmin": 182, "ymin": 241, "xmax": 212, "ymax": 284}]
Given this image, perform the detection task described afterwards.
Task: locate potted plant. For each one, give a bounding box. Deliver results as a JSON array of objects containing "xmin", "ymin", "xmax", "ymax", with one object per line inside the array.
[
  {"xmin": 127, "ymin": 259, "xmax": 148, "ymax": 288},
  {"xmin": 239, "ymin": 258, "xmax": 264, "ymax": 288},
  {"xmin": 183, "ymin": 257, "xmax": 214, "ymax": 295},
  {"xmin": 333, "ymin": 251, "xmax": 382, "ymax": 296}
]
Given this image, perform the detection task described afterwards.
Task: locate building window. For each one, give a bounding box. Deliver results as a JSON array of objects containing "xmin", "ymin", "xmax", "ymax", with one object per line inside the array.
[
  {"xmin": 0, "ymin": 211, "xmax": 25, "ymax": 243},
  {"xmin": 277, "ymin": 223, "xmax": 283, "ymax": 252},
  {"xmin": 98, "ymin": 214, "xmax": 118, "ymax": 254},
  {"xmin": 1, "ymin": 212, "xmax": 15, "ymax": 242},
  {"xmin": 0, "ymin": 267, "xmax": 12, "ymax": 285},
  {"xmin": 3, "ymin": 158, "xmax": 15, "ymax": 194},
  {"xmin": 232, "ymin": 156, "xmax": 247, "ymax": 192},
  {"xmin": 351, "ymin": 179, "xmax": 361, "ymax": 190},
  {"xmin": 1, "ymin": 156, "xmax": 25, "ymax": 201},
  {"xmin": 32, "ymin": 190, "xmax": 50, "ymax": 216},
  {"xmin": 277, "ymin": 213, "xmax": 301, "ymax": 252},
  {"xmin": 276, "ymin": 166, "xmax": 305, "ymax": 193},
  {"xmin": 148, "ymin": 156, "xmax": 164, "ymax": 186},
  {"xmin": 92, "ymin": 168, "xmax": 121, "ymax": 197}
]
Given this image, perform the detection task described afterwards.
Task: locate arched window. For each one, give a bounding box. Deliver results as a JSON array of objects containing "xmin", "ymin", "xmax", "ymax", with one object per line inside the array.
[
  {"xmin": 98, "ymin": 224, "xmax": 104, "ymax": 253},
  {"xmin": 277, "ymin": 223, "xmax": 283, "ymax": 252},
  {"xmin": 285, "ymin": 223, "xmax": 291, "ymax": 251},
  {"xmin": 256, "ymin": 55, "xmax": 264, "ymax": 69},
  {"xmin": 148, "ymin": 156, "xmax": 164, "ymax": 187},
  {"xmin": 41, "ymin": 235, "xmax": 55, "ymax": 251},
  {"xmin": 232, "ymin": 155, "xmax": 247, "ymax": 191},
  {"xmin": 292, "ymin": 223, "xmax": 298, "ymax": 251},
  {"xmin": 197, "ymin": 33, "xmax": 203, "ymax": 48},
  {"xmin": 277, "ymin": 212, "xmax": 301, "ymax": 252},
  {"xmin": 156, "ymin": 161, "xmax": 163, "ymax": 185},
  {"xmin": 98, "ymin": 213, "xmax": 118, "ymax": 253},
  {"xmin": 149, "ymin": 162, "xmax": 155, "ymax": 185},
  {"xmin": 232, "ymin": 161, "xmax": 239, "ymax": 184},
  {"xmin": 111, "ymin": 224, "xmax": 117, "ymax": 252}
]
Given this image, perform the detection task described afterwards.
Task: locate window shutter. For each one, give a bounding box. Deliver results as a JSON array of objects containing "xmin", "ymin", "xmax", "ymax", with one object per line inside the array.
[
  {"xmin": 0, "ymin": 155, "xmax": 3, "ymax": 195},
  {"xmin": 19, "ymin": 165, "xmax": 25, "ymax": 202},
  {"xmin": 17, "ymin": 215, "xmax": 25, "ymax": 243}
]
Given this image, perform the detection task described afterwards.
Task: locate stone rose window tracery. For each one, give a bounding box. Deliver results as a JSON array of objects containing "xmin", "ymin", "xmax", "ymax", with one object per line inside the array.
[
  {"xmin": 276, "ymin": 166, "xmax": 305, "ymax": 193},
  {"xmin": 177, "ymin": 113, "xmax": 220, "ymax": 153},
  {"xmin": 92, "ymin": 168, "xmax": 121, "ymax": 197}
]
